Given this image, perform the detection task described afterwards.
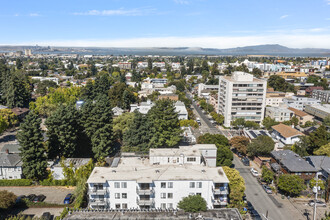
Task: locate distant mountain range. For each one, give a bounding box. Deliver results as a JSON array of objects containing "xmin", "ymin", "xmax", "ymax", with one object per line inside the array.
[{"xmin": 1, "ymin": 44, "xmax": 330, "ymax": 56}]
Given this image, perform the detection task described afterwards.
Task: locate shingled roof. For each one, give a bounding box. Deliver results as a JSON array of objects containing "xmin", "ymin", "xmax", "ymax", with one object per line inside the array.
[
  {"xmin": 271, "ymin": 150, "xmax": 317, "ymax": 173},
  {"xmin": 0, "ymin": 153, "xmax": 22, "ymax": 167}
]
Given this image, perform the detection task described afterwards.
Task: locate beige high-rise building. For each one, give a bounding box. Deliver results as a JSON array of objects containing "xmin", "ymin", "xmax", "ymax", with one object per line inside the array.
[{"xmin": 218, "ymin": 71, "xmax": 267, "ymax": 127}]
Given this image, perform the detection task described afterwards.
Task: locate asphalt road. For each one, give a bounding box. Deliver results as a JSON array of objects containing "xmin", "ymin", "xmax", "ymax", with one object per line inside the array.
[{"xmin": 233, "ymin": 155, "xmax": 296, "ymax": 220}]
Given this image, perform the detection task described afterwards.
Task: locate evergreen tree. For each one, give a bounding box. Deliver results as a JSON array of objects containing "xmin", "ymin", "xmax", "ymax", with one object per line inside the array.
[
  {"xmin": 81, "ymin": 96, "xmax": 114, "ymax": 159},
  {"xmin": 46, "ymin": 105, "xmax": 82, "ymax": 159},
  {"xmin": 94, "ymin": 74, "xmax": 111, "ymax": 96},
  {"xmin": 16, "ymin": 58, "xmax": 23, "ymax": 69},
  {"xmin": 147, "ymin": 99, "xmax": 182, "ymax": 148},
  {"xmin": 17, "ymin": 111, "xmax": 48, "ymax": 180},
  {"xmin": 81, "ymin": 79, "xmax": 95, "ymax": 100},
  {"xmin": 123, "ymin": 111, "xmax": 152, "ymax": 152}
]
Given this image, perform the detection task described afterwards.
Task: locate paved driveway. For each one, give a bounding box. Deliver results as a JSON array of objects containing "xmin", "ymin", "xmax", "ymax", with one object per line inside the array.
[{"xmin": 0, "ymin": 186, "xmax": 74, "ymax": 204}]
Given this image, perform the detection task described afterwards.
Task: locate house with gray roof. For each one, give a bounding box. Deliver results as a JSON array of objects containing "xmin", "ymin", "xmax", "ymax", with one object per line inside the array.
[
  {"xmin": 270, "ymin": 150, "xmax": 317, "ymax": 182},
  {"xmin": 305, "ymin": 156, "xmax": 330, "ymax": 182},
  {"xmin": 0, "ymin": 151, "xmax": 23, "ymax": 179},
  {"xmin": 50, "ymin": 158, "xmax": 91, "ymax": 180}
]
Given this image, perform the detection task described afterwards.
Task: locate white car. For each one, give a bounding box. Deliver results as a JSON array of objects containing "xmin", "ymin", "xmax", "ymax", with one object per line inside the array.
[{"xmin": 250, "ymin": 168, "xmax": 259, "ymax": 177}]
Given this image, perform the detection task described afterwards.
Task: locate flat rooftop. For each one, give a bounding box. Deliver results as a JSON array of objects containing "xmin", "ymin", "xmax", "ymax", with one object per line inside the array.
[
  {"xmin": 149, "ymin": 144, "xmax": 217, "ymax": 157},
  {"xmin": 87, "ymin": 156, "xmax": 229, "ymax": 184},
  {"xmin": 64, "ymin": 209, "xmax": 242, "ymax": 220}
]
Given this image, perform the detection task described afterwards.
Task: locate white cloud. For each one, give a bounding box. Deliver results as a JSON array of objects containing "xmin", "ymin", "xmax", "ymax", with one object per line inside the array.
[
  {"xmin": 29, "ymin": 13, "xmax": 40, "ymax": 17},
  {"xmin": 174, "ymin": 0, "xmax": 190, "ymax": 4},
  {"xmin": 74, "ymin": 7, "xmax": 157, "ymax": 16},
  {"xmin": 280, "ymin": 15, "xmax": 289, "ymax": 19},
  {"xmin": 16, "ymin": 34, "xmax": 330, "ymax": 49},
  {"xmin": 327, "ymin": 0, "xmax": 330, "ymax": 5}
]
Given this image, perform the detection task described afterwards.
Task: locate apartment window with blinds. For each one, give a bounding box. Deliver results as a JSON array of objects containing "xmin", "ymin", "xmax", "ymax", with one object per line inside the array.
[
  {"xmin": 197, "ymin": 182, "xmax": 202, "ymax": 188},
  {"xmin": 121, "ymin": 182, "xmax": 127, "ymax": 188},
  {"xmin": 187, "ymin": 157, "xmax": 196, "ymax": 162},
  {"xmin": 114, "ymin": 182, "xmax": 120, "ymax": 188},
  {"xmin": 161, "ymin": 193, "xmax": 166, "ymax": 199},
  {"xmin": 189, "ymin": 182, "xmax": 195, "ymax": 188},
  {"xmin": 115, "ymin": 193, "xmax": 120, "ymax": 199},
  {"xmin": 168, "ymin": 182, "xmax": 173, "ymax": 188}
]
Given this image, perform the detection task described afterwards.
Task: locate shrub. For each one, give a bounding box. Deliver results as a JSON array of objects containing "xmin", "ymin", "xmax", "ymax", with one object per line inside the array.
[
  {"xmin": 178, "ymin": 195, "xmax": 207, "ymax": 212},
  {"xmin": 278, "ymin": 174, "xmax": 306, "ymax": 196},
  {"xmin": 0, "ymin": 179, "xmax": 32, "ymax": 186},
  {"xmin": 0, "ymin": 190, "xmax": 16, "ymax": 209}
]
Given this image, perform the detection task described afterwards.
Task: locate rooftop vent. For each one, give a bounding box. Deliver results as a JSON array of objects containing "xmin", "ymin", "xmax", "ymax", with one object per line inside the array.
[
  {"xmin": 155, "ymin": 170, "xmax": 160, "ymax": 173},
  {"xmin": 112, "ymin": 170, "xmax": 116, "ymax": 173},
  {"xmin": 201, "ymin": 169, "xmax": 206, "ymax": 173}
]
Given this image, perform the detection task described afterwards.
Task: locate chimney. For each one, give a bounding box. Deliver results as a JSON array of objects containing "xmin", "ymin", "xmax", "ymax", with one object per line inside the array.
[{"xmin": 5, "ymin": 149, "xmax": 9, "ymax": 154}]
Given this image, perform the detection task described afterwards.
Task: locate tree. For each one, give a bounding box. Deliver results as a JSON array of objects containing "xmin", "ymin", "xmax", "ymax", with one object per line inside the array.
[
  {"xmin": 179, "ymin": 119, "xmax": 199, "ymax": 128},
  {"xmin": 261, "ymin": 166, "xmax": 274, "ymax": 184},
  {"xmin": 314, "ymin": 143, "xmax": 330, "ymax": 156},
  {"xmin": 0, "ymin": 115, "xmax": 8, "ymax": 134},
  {"xmin": 177, "ymin": 195, "xmax": 207, "ymax": 213},
  {"xmin": 35, "ymin": 80, "xmax": 58, "ymax": 96},
  {"xmin": 247, "ymin": 135, "xmax": 275, "ymax": 157},
  {"xmin": 210, "ymin": 112, "xmax": 224, "ymax": 125},
  {"xmin": 46, "ymin": 105, "xmax": 82, "ymax": 159},
  {"xmin": 0, "ymin": 109, "xmax": 18, "ymax": 128},
  {"xmin": 217, "ymin": 145, "xmax": 233, "ymax": 166},
  {"xmin": 245, "ymin": 121, "xmax": 260, "ymax": 129},
  {"xmin": 113, "ymin": 112, "xmax": 135, "ymax": 143},
  {"xmin": 17, "ymin": 111, "xmax": 48, "ymax": 180},
  {"xmin": 16, "ymin": 58, "xmax": 23, "ymax": 69},
  {"xmin": 197, "ymin": 133, "xmax": 229, "ymax": 146},
  {"xmin": 268, "ymin": 75, "xmax": 295, "ymax": 93},
  {"xmin": 81, "ymin": 96, "xmax": 114, "ymax": 159},
  {"xmin": 291, "ymin": 136, "xmax": 309, "ymax": 157},
  {"xmin": 201, "ymin": 60, "xmax": 209, "ymax": 72},
  {"xmin": 231, "ymin": 118, "xmax": 245, "ymax": 128},
  {"xmin": 223, "ymin": 166, "xmax": 245, "ymax": 205},
  {"xmin": 252, "ymin": 68, "xmax": 262, "ymax": 78},
  {"xmin": 0, "ymin": 190, "xmax": 16, "ymax": 209},
  {"xmin": 323, "ymin": 116, "xmax": 330, "ymax": 127},
  {"xmin": 148, "ymin": 99, "xmax": 182, "ymax": 148},
  {"xmin": 307, "ymin": 125, "xmax": 330, "ymax": 155},
  {"xmin": 262, "ymin": 117, "xmax": 279, "ymax": 130},
  {"xmin": 278, "ymin": 174, "xmax": 306, "ymax": 196},
  {"xmin": 108, "ymin": 82, "xmax": 127, "ymax": 108},
  {"xmin": 121, "ymin": 89, "xmax": 136, "ymax": 110},
  {"xmin": 123, "ymin": 111, "xmax": 152, "ymax": 152},
  {"xmin": 229, "ymin": 136, "xmax": 250, "ymax": 155}
]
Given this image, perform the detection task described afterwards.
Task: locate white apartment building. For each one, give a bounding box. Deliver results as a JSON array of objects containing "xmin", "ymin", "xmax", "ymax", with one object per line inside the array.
[
  {"xmin": 218, "ymin": 72, "xmax": 267, "ymax": 127},
  {"xmin": 265, "ymin": 107, "xmax": 293, "ymax": 122},
  {"xmin": 283, "ymin": 96, "xmax": 321, "ymax": 110},
  {"xmin": 87, "ymin": 144, "xmax": 229, "ymax": 210},
  {"xmin": 31, "ymin": 76, "xmax": 59, "ymax": 85},
  {"xmin": 171, "ymin": 62, "xmax": 181, "ymax": 70}
]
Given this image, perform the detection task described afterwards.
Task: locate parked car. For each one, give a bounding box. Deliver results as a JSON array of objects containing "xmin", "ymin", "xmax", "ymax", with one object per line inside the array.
[
  {"xmin": 262, "ymin": 184, "xmax": 273, "ymax": 194},
  {"xmin": 308, "ymin": 200, "xmax": 326, "ymax": 207},
  {"xmin": 250, "ymin": 209, "xmax": 262, "ymax": 220},
  {"xmin": 246, "ymin": 201, "xmax": 254, "ymax": 212},
  {"xmin": 33, "ymin": 194, "xmax": 46, "ymax": 203},
  {"xmin": 250, "ymin": 168, "xmax": 259, "ymax": 177},
  {"xmin": 27, "ymin": 194, "xmax": 36, "ymax": 201},
  {"xmin": 64, "ymin": 193, "xmax": 73, "ymax": 204},
  {"xmin": 16, "ymin": 195, "xmax": 26, "ymax": 203},
  {"xmin": 41, "ymin": 212, "xmax": 51, "ymax": 220},
  {"xmin": 241, "ymin": 157, "xmax": 250, "ymax": 166}
]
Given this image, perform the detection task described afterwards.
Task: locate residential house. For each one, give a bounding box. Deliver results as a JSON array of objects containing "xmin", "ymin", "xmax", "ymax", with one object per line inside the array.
[
  {"xmin": 0, "ymin": 149, "xmax": 22, "ymax": 179},
  {"xmin": 270, "ymin": 150, "xmax": 317, "ymax": 182},
  {"xmin": 112, "ymin": 107, "xmax": 124, "ymax": 117},
  {"xmin": 283, "ymin": 95, "xmax": 321, "ymax": 110},
  {"xmin": 271, "ymin": 124, "xmax": 304, "ymax": 145},
  {"xmin": 305, "ymin": 156, "xmax": 330, "ymax": 182},
  {"xmin": 287, "ymin": 107, "xmax": 314, "ymax": 125}
]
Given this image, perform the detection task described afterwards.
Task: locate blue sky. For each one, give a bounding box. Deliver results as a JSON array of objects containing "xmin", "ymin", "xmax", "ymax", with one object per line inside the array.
[{"xmin": 1, "ymin": 0, "xmax": 330, "ymax": 48}]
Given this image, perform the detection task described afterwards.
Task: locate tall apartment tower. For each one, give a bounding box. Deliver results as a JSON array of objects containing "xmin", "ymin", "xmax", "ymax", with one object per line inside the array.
[{"xmin": 218, "ymin": 71, "xmax": 267, "ymax": 127}]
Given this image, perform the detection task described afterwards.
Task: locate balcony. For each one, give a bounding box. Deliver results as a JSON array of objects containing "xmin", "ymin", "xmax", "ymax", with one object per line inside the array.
[
  {"xmin": 137, "ymin": 188, "xmax": 154, "ymax": 195},
  {"xmin": 89, "ymin": 188, "xmax": 107, "ymax": 195},
  {"xmin": 89, "ymin": 199, "xmax": 108, "ymax": 207},
  {"xmin": 137, "ymin": 199, "xmax": 154, "ymax": 206},
  {"xmin": 213, "ymin": 187, "xmax": 228, "ymax": 195},
  {"xmin": 213, "ymin": 199, "xmax": 228, "ymax": 206}
]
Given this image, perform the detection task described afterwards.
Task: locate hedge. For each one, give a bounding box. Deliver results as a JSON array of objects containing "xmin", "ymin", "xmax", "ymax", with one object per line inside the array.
[{"xmin": 0, "ymin": 179, "xmax": 32, "ymax": 186}]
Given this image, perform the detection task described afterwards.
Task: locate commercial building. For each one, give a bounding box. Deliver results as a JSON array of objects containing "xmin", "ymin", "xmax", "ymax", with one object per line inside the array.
[
  {"xmin": 265, "ymin": 107, "xmax": 293, "ymax": 122},
  {"xmin": 283, "ymin": 95, "xmax": 321, "ymax": 110},
  {"xmin": 87, "ymin": 144, "xmax": 229, "ymax": 210},
  {"xmin": 218, "ymin": 72, "xmax": 267, "ymax": 127},
  {"xmin": 311, "ymin": 90, "xmax": 330, "ymax": 103},
  {"xmin": 304, "ymin": 104, "xmax": 330, "ymax": 121}
]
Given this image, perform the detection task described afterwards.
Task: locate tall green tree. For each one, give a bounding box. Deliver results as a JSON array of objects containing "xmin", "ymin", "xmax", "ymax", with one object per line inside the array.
[
  {"xmin": 17, "ymin": 111, "xmax": 48, "ymax": 180},
  {"xmin": 148, "ymin": 99, "xmax": 182, "ymax": 148},
  {"xmin": 178, "ymin": 195, "xmax": 207, "ymax": 213},
  {"xmin": 108, "ymin": 82, "xmax": 127, "ymax": 107},
  {"xmin": 261, "ymin": 166, "xmax": 274, "ymax": 184},
  {"xmin": 197, "ymin": 133, "xmax": 229, "ymax": 146},
  {"xmin": 0, "ymin": 116, "xmax": 8, "ymax": 135},
  {"xmin": 46, "ymin": 105, "xmax": 82, "ymax": 159},
  {"xmin": 217, "ymin": 145, "xmax": 233, "ymax": 166},
  {"xmin": 0, "ymin": 190, "xmax": 16, "ymax": 210},
  {"xmin": 247, "ymin": 135, "xmax": 275, "ymax": 156},
  {"xmin": 307, "ymin": 125, "xmax": 330, "ymax": 155},
  {"xmin": 81, "ymin": 96, "xmax": 114, "ymax": 159},
  {"xmin": 223, "ymin": 166, "xmax": 245, "ymax": 206},
  {"xmin": 123, "ymin": 111, "xmax": 152, "ymax": 152},
  {"xmin": 262, "ymin": 117, "xmax": 279, "ymax": 130},
  {"xmin": 278, "ymin": 174, "xmax": 306, "ymax": 196}
]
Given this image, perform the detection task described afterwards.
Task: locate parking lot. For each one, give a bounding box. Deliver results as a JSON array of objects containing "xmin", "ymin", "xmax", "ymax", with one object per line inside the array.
[{"xmin": 0, "ymin": 186, "xmax": 74, "ymax": 204}]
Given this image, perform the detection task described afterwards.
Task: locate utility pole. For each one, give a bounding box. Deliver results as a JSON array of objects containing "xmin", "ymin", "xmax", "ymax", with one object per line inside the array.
[{"xmin": 313, "ymin": 175, "xmax": 319, "ymax": 220}]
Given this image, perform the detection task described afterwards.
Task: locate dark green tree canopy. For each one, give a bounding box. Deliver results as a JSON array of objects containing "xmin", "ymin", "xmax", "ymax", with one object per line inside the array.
[
  {"xmin": 278, "ymin": 174, "xmax": 306, "ymax": 196},
  {"xmin": 197, "ymin": 133, "xmax": 229, "ymax": 146},
  {"xmin": 177, "ymin": 195, "xmax": 207, "ymax": 213},
  {"xmin": 247, "ymin": 135, "xmax": 275, "ymax": 157}
]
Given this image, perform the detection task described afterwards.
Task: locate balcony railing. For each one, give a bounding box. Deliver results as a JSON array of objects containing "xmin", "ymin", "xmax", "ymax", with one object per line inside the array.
[
  {"xmin": 213, "ymin": 187, "xmax": 228, "ymax": 195},
  {"xmin": 89, "ymin": 188, "xmax": 107, "ymax": 195},
  {"xmin": 89, "ymin": 199, "xmax": 108, "ymax": 207},
  {"xmin": 137, "ymin": 188, "xmax": 154, "ymax": 195},
  {"xmin": 212, "ymin": 199, "xmax": 228, "ymax": 206},
  {"xmin": 137, "ymin": 199, "xmax": 154, "ymax": 206}
]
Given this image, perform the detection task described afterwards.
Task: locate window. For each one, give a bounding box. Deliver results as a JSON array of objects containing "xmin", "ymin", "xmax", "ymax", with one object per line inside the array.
[
  {"xmin": 161, "ymin": 203, "xmax": 166, "ymax": 209},
  {"xmin": 189, "ymin": 193, "xmax": 195, "ymax": 196},
  {"xmin": 168, "ymin": 203, "xmax": 173, "ymax": 209},
  {"xmin": 114, "ymin": 182, "xmax": 120, "ymax": 188},
  {"xmin": 161, "ymin": 182, "xmax": 166, "ymax": 188},
  {"xmin": 161, "ymin": 193, "xmax": 166, "ymax": 199},
  {"xmin": 196, "ymin": 193, "xmax": 201, "ymax": 196},
  {"xmin": 187, "ymin": 157, "xmax": 196, "ymax": 162},
  {"xmin": 115, "ymin": 204, "xmax": 120, "ymax": 209},
  {"xmin": 189, "ymin": 182, "xmax": 195, "ymax": 188},
  {"xmin": 122, "ymin": 203, "xmax": 127, "ymax": 209},
  {"xmin": 115, "ymin": 193, "xmax": 120, "ymax": 199},
  {"xmin": 121, "ymin": 182, "xmax": 127, "ymax": 188},
  {"xmin": 167, "ymin": 193, "xmax": 173, "ymax": 199},
  {"xmin": 122, "ymin": 193, "xmax": 127, "ymax": 199},
  {"xmin": 168, "ymin": 182, "xmax": 173, "ymax": 188},
  {"xmin": 197, "ymin": 182, "xmax": 202, "ymax": 188}
]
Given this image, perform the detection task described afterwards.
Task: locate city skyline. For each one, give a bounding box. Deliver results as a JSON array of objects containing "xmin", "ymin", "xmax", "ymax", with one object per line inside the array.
[{"xmin": 1, "ymin": 0, "xmax": 330, "ymax": 48}]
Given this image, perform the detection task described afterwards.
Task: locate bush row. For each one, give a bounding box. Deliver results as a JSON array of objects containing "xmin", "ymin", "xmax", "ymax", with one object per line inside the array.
[{"xmin": 0, "ymin": 179, "xmax": 32, "ymax": 186}]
